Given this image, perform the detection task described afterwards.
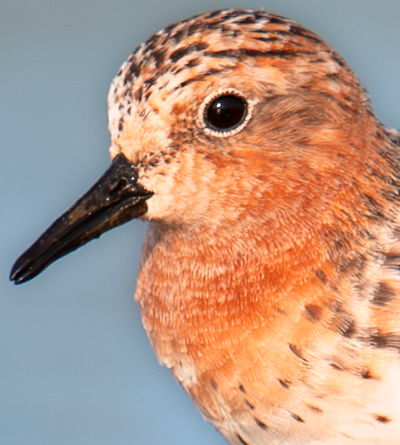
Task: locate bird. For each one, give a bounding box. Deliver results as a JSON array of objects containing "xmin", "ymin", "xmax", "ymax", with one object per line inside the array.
[{"xmin": 10, "ymin": 8, "xmax": 400, "ymax": 444}]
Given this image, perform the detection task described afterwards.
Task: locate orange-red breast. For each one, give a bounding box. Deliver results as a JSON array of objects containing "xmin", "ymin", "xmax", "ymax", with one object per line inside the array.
[{"xmin": 10, "ymin": 9, "xmax": 400, "ymax": 444}]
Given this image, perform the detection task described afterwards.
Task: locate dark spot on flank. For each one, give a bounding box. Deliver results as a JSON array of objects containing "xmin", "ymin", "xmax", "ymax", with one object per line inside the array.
[
  {"xmin": 304, "ymin": 304, "xmax": 323, "ymax": 322},
  {"xmin": 254, "ymin": 417, "xmax": 268, "ymax": 429},
  {"xmin": 373, "ymin": 282, "xmax": 396, "ymax": 306},
  {"xmin": 237, "ymin": 434, "xmax": 250, "ymax": 445},
  {"xmin": 245, "ymin": 398, "xmax": 255, "ymax": 410},
  {"xmin": 374, "ymin": 414, "xmax": 391, "ymax": 423},
  {"xmin": 278, "ymin": 378, "xmax": 291, "ymax": 389},
  {"xmin": 277, "ymin": 308, "xmax": 288, "ymax": 317},
  {"xmin": 210, "ymin": 379, "xmax": 218, "ymax": 391},
  {"xmin": 289, "ymin": 343, "xmax": 308, "ymax": 362},
  {"xmin": 361, "ymin": 368, "xmax": 379, "ymax": 380},
  {"xmin": 331, "ymin": 305, "xmax": 354, "ymax": 336},
  {"xmin": 238, "ymin": 384, "xmax": 246, "ymax": 393},
  {"xmin": 291, "ymin": 412, "xmax": 305, "ymax": 422},
  {"xmin": 342, "ymin": 319, "xmax": 357, "ymax": 338},
  {"xmin": 370, "ymin": 331, "xmax": 400, "ymax": 350},
  {"xmin": 330, "ymin": 362, "xmax": 343, "ymax": 371},
  {"xmin": 306, "ymin": 404, "xmax": 323, "ymax": 413}
]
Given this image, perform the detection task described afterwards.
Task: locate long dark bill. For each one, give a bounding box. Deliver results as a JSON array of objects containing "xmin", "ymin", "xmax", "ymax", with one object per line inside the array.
[{"xmin": 10, "ymin": 154, "xmax": 153, "ymax": 284}]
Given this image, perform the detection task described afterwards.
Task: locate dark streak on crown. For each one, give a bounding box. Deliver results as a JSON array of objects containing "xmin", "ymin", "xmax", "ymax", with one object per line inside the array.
[{"xmin": 117, "ymin": 8, "xmax": 338, "ymax": 98}]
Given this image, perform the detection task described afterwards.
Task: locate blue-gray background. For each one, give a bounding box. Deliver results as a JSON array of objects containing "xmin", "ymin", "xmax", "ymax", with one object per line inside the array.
[{"xmin": 2, "ymin": 1, "xmax": 400, "ymax": 444}]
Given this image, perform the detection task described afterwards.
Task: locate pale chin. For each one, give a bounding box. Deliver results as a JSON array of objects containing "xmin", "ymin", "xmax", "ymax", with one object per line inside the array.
[{"xmin": 143, "ymin": 194, "xmax": 175, "ymax": 221}]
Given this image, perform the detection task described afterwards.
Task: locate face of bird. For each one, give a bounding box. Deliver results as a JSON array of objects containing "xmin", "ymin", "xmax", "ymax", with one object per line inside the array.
[{"xmin": 9, "ymin": 9, "xmax": 391, "ymax": 284}]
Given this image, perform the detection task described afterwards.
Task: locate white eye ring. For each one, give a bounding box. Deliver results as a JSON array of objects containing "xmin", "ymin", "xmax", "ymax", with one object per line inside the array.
[{"xmin": 197, "ymin": 88, "xmax": 256, "ymax": 137}]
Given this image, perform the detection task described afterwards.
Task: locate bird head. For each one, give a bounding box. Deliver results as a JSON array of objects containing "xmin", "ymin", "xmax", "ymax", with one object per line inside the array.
[{"xmin": 10, "ymin": 9, "xmax": 396, "ymax": 284}]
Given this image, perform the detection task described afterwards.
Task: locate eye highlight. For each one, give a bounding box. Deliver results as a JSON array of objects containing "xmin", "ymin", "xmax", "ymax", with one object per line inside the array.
[{"xmin": 198, "ymin": 89, "xmax": 254, "ymax": 137}]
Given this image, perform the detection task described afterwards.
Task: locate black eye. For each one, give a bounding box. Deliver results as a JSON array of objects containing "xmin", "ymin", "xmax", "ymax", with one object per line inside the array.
[{"xmin": 205, "ymin": 94, "xmax": 247, "ymax": 131}]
